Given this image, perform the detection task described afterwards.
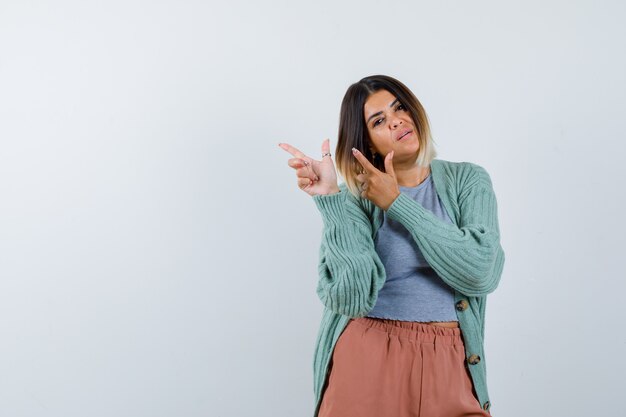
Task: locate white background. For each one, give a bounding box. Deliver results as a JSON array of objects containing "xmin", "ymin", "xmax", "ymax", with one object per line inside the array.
[{"xmin": 1, "ymin": 1, "xmax": 625, "ymax": 416}]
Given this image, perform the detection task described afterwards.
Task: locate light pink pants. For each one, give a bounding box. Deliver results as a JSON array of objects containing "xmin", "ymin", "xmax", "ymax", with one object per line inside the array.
[{"xmin": 318, "ymin": 317, "xmax": 492, "ymax": 417}]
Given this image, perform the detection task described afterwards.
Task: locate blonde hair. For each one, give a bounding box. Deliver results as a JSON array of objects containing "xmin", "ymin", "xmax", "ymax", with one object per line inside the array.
[{"xmin": 334, "ymin": 75, "xmax": 437, "ymax": 198}]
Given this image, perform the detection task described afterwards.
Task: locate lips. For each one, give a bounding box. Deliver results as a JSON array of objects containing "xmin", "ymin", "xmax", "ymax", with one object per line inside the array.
[{"xmin": 397, "ymin": 129, "xmax": 412, "ymax": 141}]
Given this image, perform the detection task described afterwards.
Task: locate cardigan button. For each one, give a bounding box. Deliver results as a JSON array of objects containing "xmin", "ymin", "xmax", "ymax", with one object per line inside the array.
[
  {"xmin": 455, "ymin": 299, "xmax": 469, "ymax": 311},
  {"xmin": 482, "ymin": 401, "xmax": 490, "ymax": 411},
  {"xmin": 467, "ymin": 354, "xmax": 481, "ymax": 365}
]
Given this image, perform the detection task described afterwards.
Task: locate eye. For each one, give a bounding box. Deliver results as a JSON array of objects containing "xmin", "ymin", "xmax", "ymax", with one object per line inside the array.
[{"xmin": 372, "ymin": 104, "xmax": 406, "ymax": 127}]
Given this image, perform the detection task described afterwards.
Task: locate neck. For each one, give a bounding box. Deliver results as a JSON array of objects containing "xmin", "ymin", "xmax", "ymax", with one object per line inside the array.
[{"xmin": 393, "ymin": 161, "xmax": 431, "ymax": 188}]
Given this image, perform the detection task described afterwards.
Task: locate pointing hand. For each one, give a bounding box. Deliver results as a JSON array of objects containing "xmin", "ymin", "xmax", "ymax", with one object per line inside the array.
[
  {"xmin": 279, "ymin": 139, "xmax": 340, "ymax": 196},
  {"xmin": 352, "ymin": 148, "xmax": 400, "ymax": 210}
]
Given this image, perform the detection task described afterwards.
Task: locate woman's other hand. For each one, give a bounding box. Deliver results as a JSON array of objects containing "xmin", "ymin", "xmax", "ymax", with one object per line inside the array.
[
  {"xmin": 352, "ymin": 148, "xmax": 400, "ymax": 211},
  {"xmin": 278, "ymin": 138, "xmax": 340, "ymax": 196}
]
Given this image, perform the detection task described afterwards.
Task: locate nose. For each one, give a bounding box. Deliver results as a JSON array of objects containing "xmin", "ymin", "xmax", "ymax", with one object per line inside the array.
[{"xmin": 390, "ymin": 117, "xmax": 403, "ymax": 128}]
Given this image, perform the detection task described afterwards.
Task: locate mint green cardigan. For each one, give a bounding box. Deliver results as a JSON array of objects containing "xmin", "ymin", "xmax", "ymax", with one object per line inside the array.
[{"xmin": 310, "ymin": 158, "xmax": 505, "ymax": 416}]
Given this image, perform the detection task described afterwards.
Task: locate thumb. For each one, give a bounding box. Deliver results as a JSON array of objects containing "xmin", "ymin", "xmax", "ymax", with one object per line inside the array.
[
  {"xmin": 384, "ymin": 151, "xmax": 396, "ymax": 177},
  {"xmin": 321, "ymin": 138, "xmax": 330, "ymax": 158}
]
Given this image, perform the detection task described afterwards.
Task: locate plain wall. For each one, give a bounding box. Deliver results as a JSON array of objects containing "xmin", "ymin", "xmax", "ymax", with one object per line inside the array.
[{"xmin": 1, "ymin": 0, "xmax": 625, "ymax": 416}]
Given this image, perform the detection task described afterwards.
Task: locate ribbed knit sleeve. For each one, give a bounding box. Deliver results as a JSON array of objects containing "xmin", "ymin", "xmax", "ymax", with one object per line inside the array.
[
  {"xmin": 385, "ymin": 164, "xmax": 505, "ymax": 296},
  {"xmin": 311, "ymin": 186, "xmax": 387, "ymax": 317}
]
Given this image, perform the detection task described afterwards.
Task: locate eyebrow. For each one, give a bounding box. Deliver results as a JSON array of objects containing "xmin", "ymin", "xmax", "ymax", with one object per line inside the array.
[{"xmin": 366, "ymin": 98, "xmax": 400, "ymax": 125}]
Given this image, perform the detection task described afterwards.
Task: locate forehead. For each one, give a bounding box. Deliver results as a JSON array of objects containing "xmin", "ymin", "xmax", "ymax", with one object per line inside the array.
[{"xmin": 363, "ymin": 90, "xmax": 397, "ymax": 117}]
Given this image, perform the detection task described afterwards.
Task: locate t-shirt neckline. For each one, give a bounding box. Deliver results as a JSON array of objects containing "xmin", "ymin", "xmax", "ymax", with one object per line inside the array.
[{"xmin": 398, "ymin": 172, "xmax": 432, "ymax": 191}]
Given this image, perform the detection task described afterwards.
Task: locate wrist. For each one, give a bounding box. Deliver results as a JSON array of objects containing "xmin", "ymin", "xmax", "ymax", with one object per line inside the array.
[
  {"xmin": 383, "ymin": 190, "xmax": 401, "ymax": 211},
  {"xmin": 327, "ymin": 185, "xmax": 341, "ymax": 195},
  {"xmin": 318, "ymin": 185, "xmax": 340, "ymax": 196}
]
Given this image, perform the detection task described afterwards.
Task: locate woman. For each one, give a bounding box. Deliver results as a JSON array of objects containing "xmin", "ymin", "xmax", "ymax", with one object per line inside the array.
[{"xmin": 278, "ymin": 75, "xmax": 505, "ymax": 417}]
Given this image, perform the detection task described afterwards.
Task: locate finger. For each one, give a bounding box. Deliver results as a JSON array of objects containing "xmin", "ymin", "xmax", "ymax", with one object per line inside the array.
[
  {"xmin": 321, "ymin": 138, "xmax": 331, "ymax": 158},
  {"xmin": 297, "ymin": 177, "xmax": 314, "ymax": 189},
  {"xmin": 279, "ymin": 142, "xmax": 307, "ymax": 159},
  {"xmin": 384, "ymin": 151, "xmax": 396, "ymax": 177},
  {"xmin": 287, "ymin": 157, "xmax": 310, "ymax": 169},
  {"xmin": 356, "ymin": 173, "xmax": 368, "ymax": 183},
  {"xmin": 288, "ymin": 158, "xmax": 317, "ymax": 180},
  {"xmin": 352, "ymin": 148, "xmax": 378, "ymax": 174},
  {"xmin": 296, "ymin": 166, "xmax": 319, "ymax": 181}
]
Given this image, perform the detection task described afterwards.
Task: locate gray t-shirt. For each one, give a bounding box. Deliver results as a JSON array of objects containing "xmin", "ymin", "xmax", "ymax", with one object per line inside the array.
[{"xmin": 366, "ymin": 172, "xmax": 458, "ymax": 322}]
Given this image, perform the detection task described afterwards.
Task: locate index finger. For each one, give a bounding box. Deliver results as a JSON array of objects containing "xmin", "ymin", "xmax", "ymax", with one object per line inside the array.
[
  {"xmin": 278, "ymin": 142, "xmax": 307, "ymax": 159},
  {"xmin": 352, "ymin": 148, "xmax": 378, "ymax": 173}
]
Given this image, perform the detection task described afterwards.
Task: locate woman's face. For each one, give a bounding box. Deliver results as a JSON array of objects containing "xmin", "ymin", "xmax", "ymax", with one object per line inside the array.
[{"xmin": 363, "ymin": 89, "xmax": 419, "ymax": 159}]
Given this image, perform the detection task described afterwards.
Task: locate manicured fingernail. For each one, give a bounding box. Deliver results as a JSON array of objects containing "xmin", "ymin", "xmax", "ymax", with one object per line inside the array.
[{"xmin": 352, "ymin": 148, "xmax": 358, "ymax": 154}]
